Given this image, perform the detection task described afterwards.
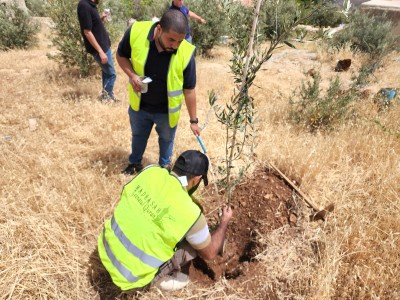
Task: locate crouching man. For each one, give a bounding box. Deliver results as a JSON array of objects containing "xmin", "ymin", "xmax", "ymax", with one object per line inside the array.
[{"xmin": 98, "ymin": 150, "xmax": 233, "ymax": 292}]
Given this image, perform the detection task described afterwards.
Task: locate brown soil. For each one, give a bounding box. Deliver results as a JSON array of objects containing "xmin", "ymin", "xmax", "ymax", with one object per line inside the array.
[{"xmin": 188, "ymin": 166, "xmax": 305, "ymax": 298}]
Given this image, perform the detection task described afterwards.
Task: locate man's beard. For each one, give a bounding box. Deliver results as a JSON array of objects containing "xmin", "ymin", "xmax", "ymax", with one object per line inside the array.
[
  {"xmin": 158, "ymin": 35, "xmax": 175, "ymax": 53},
  {"xmin": 188, "ymin": 179, "xmax": 201, "ymax": 196}
]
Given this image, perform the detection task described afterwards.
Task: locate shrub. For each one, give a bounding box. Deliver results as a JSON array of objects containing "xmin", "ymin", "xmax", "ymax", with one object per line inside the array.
[
  {"xmin": 260, "ymin": 0, "xmax": 301, "ymax": 42},
  {"xmin": 288, "ymin": 74, "xmax": 356, "ymax": 131},
  {"xmin": 225, "ymin": 0, "xmax": 254, "ymax": 48},
  {"xmin": 26, "ymin": 0, "xmax": 49, "ymax": 17},
  {"xmin": 0, "ymin": 3, "xmax": 39, "ymax": 51},
  {"xmin": 329, "ymin": 10, "xmax": 396, "ymax": 58},
  {"xmin": 47, "ymin": 0, "xmax": 128, "ymax": 77},
  {"xmin": 185, "ymin": 0, "xmax": 228, "ymax": 56},
  {"xmin": 134, "ymin": 0, "xmax": 169, "ymax": 21},
  {"xmin": 47, "ymin": 0, "xmax": 94, "ymax": 76},
  {"xmin": 301, "ymin": 1, "xmax": 346, "ymax": 28}
]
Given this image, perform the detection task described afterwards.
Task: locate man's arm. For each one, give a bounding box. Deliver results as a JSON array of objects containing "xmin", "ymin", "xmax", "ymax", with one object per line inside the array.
[
  {"xmin": 188, "ymin": 11, "xmax": 206, "ymax": 24},
  {"xmin": 116, "ymin": 52, "xmax": 142, "ymax": 93},
  {"xmin": 196, "ymin": 205, "xmax": 233, "ymax": 260},
  {"xmin": 184, "ymin": 88, "xmax": 201, "ymax": 136},
  {"xmin": 83, "ymin": 29, "xmax": 108, "ymax": 64}
]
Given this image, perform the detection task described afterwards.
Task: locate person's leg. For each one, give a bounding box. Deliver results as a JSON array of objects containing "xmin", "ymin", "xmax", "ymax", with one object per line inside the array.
[
  {"xmin": 102, "ymin": 48, "xmax": 117, "ymax": 98},
  {"xmin": 128, "ymin": 107, "xmax": 153, "ymax": 165},
  {"xmin": 152, "ymin": 242, "xmax": 197, "ymax": 283},
  {"xmin": 154, "ymin": 113, "xmax": 177, "ymax": 166},
  {"xmin": 92, "ymin": 48, "xmax": 117, "ymax": 99}
]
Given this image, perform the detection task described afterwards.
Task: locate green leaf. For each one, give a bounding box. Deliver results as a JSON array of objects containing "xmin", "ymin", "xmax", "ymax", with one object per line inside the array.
[{"xmin": 284, "ymin": 40, "xmax": 297, "ymax": 49}]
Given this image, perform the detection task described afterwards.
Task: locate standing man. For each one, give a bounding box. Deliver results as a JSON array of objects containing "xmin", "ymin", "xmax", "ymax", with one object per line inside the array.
[
  {"xmin": 117, "ymin": 10, "xmax": 201, "ymax": 175},
  {"xmin": 98, "ymin": 150, "xmax": 233, "ymax": 292},
  {"xmin": 170, "ymin": 0, "xmax": 207, "ymax": 43},
  {"xmin": 77, "ymin": 0, "xmax": 117, "ymax": 101}
]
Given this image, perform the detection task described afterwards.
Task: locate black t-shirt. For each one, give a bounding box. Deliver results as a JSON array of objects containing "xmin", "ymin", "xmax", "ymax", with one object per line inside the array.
[
  {"xmin": 77, "ymin": 0, "xmax": 111, "ymax": 54},
  {"xmin": 117, "ymin": 23, "xmax": 196, "ymax": 114}
]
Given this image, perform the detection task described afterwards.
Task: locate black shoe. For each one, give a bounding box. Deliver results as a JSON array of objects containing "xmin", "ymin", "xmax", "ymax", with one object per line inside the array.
[
  {"xmin": 122, "ymin": 163, "xmax": 143, "ymax": 175},
  {"xmin": 160, "ymin": 164, "xmax": 171, "ymax": 172},
  {"xmin": 99, "ymin": 94, "xmax": 119, "ymax": 103}
]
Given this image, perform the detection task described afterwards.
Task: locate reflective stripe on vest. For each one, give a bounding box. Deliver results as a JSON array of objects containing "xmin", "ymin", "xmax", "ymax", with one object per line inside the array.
[
  {"xmin": 98, "ymin": 166, "xmax": 201, "ymax": 290},
  {"xmin": 110, "ymin": 215, "xmax": 163, "ymax": 269},
  {"xmin": 128, "ymin": 21, "xmax": 195, "ymax": 128},
  {"xmin": 102, "ymin": 230, "xmax": 139, "ymax": 283}
]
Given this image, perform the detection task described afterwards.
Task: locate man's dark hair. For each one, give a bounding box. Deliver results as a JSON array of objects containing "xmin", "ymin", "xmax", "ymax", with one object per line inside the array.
[{"xmin": 159, "ymin": 9, "xmax": 188, "ymax": 35}]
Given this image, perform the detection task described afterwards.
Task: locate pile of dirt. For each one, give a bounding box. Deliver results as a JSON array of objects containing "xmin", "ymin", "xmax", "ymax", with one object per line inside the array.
[{"xmin": 188, "ymin": 167, "xmax": 307, "ymax": 297}]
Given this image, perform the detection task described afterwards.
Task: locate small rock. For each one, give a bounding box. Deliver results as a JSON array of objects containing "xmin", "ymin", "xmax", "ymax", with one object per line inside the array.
[
  {"xmin": 289, "ymin": 213, "xmax": 298, "ymax": 224},
  {"xmin": 264, "ymin": 193, "xmax": 273, "ymax": 200},
  {"xmin": 335, "ymin": 59, "xmax": 351, "ymax": 72},
  {"xmin": 28, "ymin": 118, "xmax": 37, "ymax": 131},
  {"xmin": 306, "ymin": 68, "xmax": 317, "ymax": 78}
]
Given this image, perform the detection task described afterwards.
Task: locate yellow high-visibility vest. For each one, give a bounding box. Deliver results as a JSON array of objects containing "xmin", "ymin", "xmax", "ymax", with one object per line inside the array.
[
  {"xmin": 128, "ymin": 21, "xmax": 196, "ymax": 128},
  {"xmin": 98, "ymin": 166, "xmax": 201, "ymax": 290}
]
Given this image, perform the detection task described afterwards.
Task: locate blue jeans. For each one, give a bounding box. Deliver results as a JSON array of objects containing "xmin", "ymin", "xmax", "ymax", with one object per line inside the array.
[
  {"xmin": 92, "ymin": 48, "xmax": 116, "ymax": 97},
  {"xmin": 128, "ymin": 106, "xmax": 177, "ymax": 165}
]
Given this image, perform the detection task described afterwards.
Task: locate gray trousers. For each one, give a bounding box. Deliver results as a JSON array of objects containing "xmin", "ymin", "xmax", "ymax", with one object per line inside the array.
[
  {"xmin": 121, "ymin": 242, "xmax": 197, "ymax": 295},
  {"xmin": 152, "ymin": 241, "xmax": 197, "ymax": 284}
]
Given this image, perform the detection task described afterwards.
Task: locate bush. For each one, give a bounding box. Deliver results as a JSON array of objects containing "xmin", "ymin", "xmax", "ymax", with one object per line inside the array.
[
  {"xmin": 47, "ymin": 0, "xmax": 94, "ymax": 76},
  {"xmin": 301, "ymin": 1, "xmax": 346, "ymax": 28},
  {"xmin": 26, "ymin": 0, "xmax": 49, "ymax": 17},
  {"xmin": 47, "ymin": 0, "xmax": 132, "ymax": 76},
  {"xmin": 134, "ymin": 0, "xmax": 169, "ymax": 21},
  {"xmin": 185, "ymin": 0, "xmax": 228, "ymax": 56},
  {"xmin": 288, "ymin": 74, "xmax": 356, "ymax": 131},
  {"xmin": 329, "ymin": 10, "xmax": 396, "ymax": 58},
  {"xmin": 260, "ymin": 0, "xmax": 300, "ymax": 42},
  {"xmin": 225, "ymin": 0, "xmax": 254, "ymax": 48},
  {"xmin": 0, "ymin": 4, "xmax": 39, "ymax": 51}
]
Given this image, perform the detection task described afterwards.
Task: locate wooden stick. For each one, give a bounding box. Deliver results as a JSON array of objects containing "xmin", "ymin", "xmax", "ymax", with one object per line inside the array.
[{"xmin": 269, "ymin": 162, "xmax": 321, "ymax": 212}]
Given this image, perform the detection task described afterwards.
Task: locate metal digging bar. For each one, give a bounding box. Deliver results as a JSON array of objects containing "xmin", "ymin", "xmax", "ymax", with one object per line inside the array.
[
  {"xmin": 269, "ymin": 162, "xmax": 334, "ymax": 221},
  {"xmin": 196, "ymin": 135, "xmax": 219, "ymax": 194}
]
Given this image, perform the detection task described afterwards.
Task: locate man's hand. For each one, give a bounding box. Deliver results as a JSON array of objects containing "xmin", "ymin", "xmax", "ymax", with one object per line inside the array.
[
  {"xmin": 99, "ymin": 51, "xmax": 108, "ymax": 64},
  {"xmin": 220, "ymin": 205, "xmax": 233, "ymax": 224},
  {"xmin": 100, "ymin": 12, "xmax": 107, "ymax": 21},
  {"xmin": 196, "ymin": 204, "xmax": 233, "ymax": 260},
  {"xmin": 129, "ymin": 74, "xmax": 143, "ymax": 93},
  {"xmin": 191, "ymin": 123, "xmax": 201, "ymax": 136}
]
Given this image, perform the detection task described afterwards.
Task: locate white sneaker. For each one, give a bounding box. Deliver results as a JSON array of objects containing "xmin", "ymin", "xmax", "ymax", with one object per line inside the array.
[{"xmin": 157, "ymin": 272, "xmax": 190, "ymax": 291}]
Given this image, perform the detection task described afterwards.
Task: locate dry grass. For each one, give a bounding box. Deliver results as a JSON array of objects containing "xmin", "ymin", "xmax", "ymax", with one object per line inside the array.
[{"xmin": 1, "ymin": 19, "xmax": 399, "ymax": 299}]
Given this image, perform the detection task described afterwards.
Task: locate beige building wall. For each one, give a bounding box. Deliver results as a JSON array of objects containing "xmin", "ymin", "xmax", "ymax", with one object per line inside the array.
[{"xmin": 360, "ymin": 0, "xmax": 400, "ymax": 39}]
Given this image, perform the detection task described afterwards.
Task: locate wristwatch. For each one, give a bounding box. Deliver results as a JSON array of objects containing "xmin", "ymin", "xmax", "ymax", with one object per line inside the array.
[{"xmin": 190, "ymin": 118, "xmax": 198, "ymax": 124}]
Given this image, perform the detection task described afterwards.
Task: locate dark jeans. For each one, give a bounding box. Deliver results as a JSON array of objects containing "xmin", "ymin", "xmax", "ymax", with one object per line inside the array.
[
  {"xmin": 92, "ymin": 48, "xmax": 117, "ymax": 97},
  {"xmin": 128, "ymin": 106, "xmax": 177, "ymax": 165}
]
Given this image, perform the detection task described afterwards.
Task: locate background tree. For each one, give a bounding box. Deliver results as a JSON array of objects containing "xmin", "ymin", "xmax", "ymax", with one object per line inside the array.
[
  {"xmin": 25, "ymin": 0, "xmax": 49, "ymax": 16},
  {"xmin": 47, "ymin": 0, "xmax": 95, "ymax": 76},
  {"xmin": 0, "ymin": 3, "xmax": 39, "ymax": 51},
  {"xmin": 47, "ymin": 0, "xmax": 130, "ymax": 77},
  {"xmin": 185, "ymin": 0, "xmax": 228, "ymax": 57}
]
